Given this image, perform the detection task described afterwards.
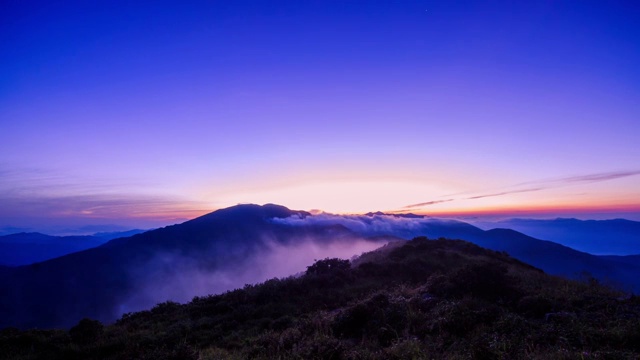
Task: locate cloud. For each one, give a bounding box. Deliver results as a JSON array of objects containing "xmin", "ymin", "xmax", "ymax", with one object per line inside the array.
[
  {"xmin": 0, "ymin": 164, "xmax": 140, "ymax": 195},
  {"xmin": 0, "ymin": 164, "xmax": 209, "ymax": 230},
  {"xmin": 559, "ymin": 170, "xmax": 640, "ymax": 184},
  {"xmin": 272, "ymin": 212, "xmax": 465, "ymax": 239},
  {"xmin": 0, "ymin": 193, "xmax": 205, "ymax": 219},
  {"xmin": 403, "ymin": 199, "xmax": 454, "ymax": 208},
  {"xmin": 401, "ymin": 170, "xmax": 640, "ymax": 210},
  {"xmin": 466, "ymin": 187, "xmax": 544, "ymax": 200}
]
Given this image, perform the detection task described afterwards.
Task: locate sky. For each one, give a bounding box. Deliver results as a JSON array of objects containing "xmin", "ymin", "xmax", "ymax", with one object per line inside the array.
[{"xmin": 1, "ymin": 0, "xmax": 639, "ymax": 233}]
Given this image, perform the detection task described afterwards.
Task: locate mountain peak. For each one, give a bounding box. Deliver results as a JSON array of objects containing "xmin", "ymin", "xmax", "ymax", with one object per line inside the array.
[{"xmin": 188, "ymin": 203, "xmax": 309, "ymax": 225}]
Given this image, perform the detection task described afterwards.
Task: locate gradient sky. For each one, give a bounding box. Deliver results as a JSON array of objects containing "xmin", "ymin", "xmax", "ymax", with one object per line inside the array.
[{"xmin": 1, "ymin": 0, "xmax": 639, "ymax": 232}]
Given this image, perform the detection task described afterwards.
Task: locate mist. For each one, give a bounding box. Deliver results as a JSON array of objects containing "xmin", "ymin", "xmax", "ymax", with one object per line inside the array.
[
  {"xmin": 272, "ymin": 213, "xmax": 468, "ymax": 239},
  {"xmin": 116, "ymin": 236, "xmax": 385, "ymax": 316}
]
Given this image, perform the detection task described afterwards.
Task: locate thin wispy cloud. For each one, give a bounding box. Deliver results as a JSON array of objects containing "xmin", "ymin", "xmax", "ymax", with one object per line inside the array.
[
  {"xmin": 561, "ymin": 170, "xmax": 640, "ymax": 183},
  {"xmin": 401, "ymin": 170, "xmax": 640, "ymax": 210},
  {"xmin": 467, "ymin": 187, "xmax": 544, "ymax": 200},
  {"xmin": 0, "ymin": 193, "xmax": 207, "ymax": 220},
  {"xmin": 403, "ymin": 199, "xmax": 454, "ymax": 209},
  {"xmin": 0, "ymin": 165, "xmax": 208, "ymax": 225},
  {"xmin": 512, "ymin": 170, "xmax": 640, "ymax": 188},
  {"xmin": 0, "ymin": 165, "xmax": 153, "ymax": 196}
]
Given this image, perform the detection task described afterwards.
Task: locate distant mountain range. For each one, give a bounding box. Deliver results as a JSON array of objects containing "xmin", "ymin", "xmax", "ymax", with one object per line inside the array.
[
  {"xmin": 0, "ymin": 230, "xmax": 147, "ymax": 266},
  {"xmin": 274, "ymin": 212, "xmax": 640, "ymax": 291},
  {"xmin": 1, "ymin": 204, "xmax": 639, "ymax": 330},
  {"xmin": 472, "ymin": 218, "xmax": 640, "ymax": 255}
]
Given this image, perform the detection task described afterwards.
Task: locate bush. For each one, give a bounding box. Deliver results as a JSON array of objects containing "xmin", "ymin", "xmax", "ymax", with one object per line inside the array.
[
  {"xmin": 306, "ymin": 258, "xmax": 350, "ymax": 276},
  {"xmin": 69, "ymin": 318, "xmax": 104, "ymax": 345}
]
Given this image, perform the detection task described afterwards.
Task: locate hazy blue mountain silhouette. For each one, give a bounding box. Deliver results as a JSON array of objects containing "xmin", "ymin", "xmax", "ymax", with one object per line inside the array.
[
  {"xmin": 472, "ymin": 229, "xmax": 640, "ymax": 292},
  {"xmin": 92, "ymin": 229, "xmax": 147, "ymax": 240},
  {"xmin": 473, "ymin": 218, "xmax": 640, "ymax": 255},
  {"xmin": 600, "ymin": 254, "xmax": 640, "ymax": 267},
  {"xmin": 0, "ymin": 233, "xmax": 107, "ymax": 266},
  {"xmin": 0, "ymin": 230, "xmax": 147, "ymax": 266}
]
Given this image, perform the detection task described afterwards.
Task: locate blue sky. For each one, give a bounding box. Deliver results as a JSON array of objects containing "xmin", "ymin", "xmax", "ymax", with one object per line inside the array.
[{"xmin": 1, "ymin": 0, "xmax": 639, "ymax": 232}]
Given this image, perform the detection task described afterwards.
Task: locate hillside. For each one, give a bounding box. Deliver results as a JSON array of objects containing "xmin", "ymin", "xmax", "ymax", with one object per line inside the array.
[
  {"xmin": 2, "ymin": 237, "xmax": 639, "ymax": 359},
  {"xmin": 0, "ymin": 204, "xmax": 383, "ymax": 329},
  {"xmin": 472, "ymin": 218, "xmax": 640, "ymax": 255},
  {"xmin": 2, "ymin": 204, "xmax": 640, "ymax": 330},
  {"xmin": 275, "ymin": 212, "xmax": 640, "ymax": 291}
]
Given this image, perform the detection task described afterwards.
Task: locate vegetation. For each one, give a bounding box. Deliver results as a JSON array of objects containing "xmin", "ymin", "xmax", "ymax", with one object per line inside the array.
[{"xmin": 2, "ymin": 237, "xmax": 639, "ymax": 359}]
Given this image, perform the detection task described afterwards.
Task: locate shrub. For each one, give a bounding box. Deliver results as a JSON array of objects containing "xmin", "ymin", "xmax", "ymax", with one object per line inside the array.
[
  {"xmin": 69, "ymin": 318, "xmax": 104, "ymax": 345},
  {"xmin": 306, "ymin": 258, "xmax": 350, "ymax": 276}
]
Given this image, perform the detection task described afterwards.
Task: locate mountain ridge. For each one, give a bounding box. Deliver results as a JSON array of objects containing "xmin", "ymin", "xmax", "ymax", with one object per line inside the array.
[
  {"xmin": 0, "ymin": 204, "xmax": 377, "ymax": 329},
  {"xmin": 472, "ymin": 217, "xmax": 640, "ymax": 254},
  {"xmin": 2, "ymin": 204, "xmax": 639, "ymax": 330}
]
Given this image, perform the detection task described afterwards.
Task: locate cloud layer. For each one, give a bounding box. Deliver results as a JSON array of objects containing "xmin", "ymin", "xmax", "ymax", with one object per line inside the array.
[
  {"xmin": 0, "ymin": 165, "xmax": 207, "ymax": 232},
  {"xmin": 272, "ymin": 212, "xmax": 467, "ymax": 239}
]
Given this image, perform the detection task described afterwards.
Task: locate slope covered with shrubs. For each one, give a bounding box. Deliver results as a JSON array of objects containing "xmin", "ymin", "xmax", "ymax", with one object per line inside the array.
[{"xmin": 2, "ymin": 237, "xmax": 640, "ymax": 359}]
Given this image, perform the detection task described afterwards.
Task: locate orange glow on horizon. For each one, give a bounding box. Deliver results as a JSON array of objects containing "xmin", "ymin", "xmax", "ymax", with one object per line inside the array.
[
  {"xmin": 182, "ymin": 202, "xmax": 640, "ymax": 220},
  {"xmin": 194, "ymin": 174, "xmax": 640, "ymax": 220},
  {"xmin": 401, "ymin": 203, "xmax": 640, "ymax": 218}
]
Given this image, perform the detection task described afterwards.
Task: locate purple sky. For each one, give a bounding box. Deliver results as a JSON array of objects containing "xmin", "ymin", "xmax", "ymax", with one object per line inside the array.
[{"xmin": 1, "ymin": 1, "xmax": 639, "ymax": 233}]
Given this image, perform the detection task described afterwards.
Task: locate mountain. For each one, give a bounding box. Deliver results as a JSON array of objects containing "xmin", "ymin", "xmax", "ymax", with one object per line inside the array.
[
  {"xmin": 2, "ymin": 237, "xmax": 639, "ymax": 359},
  {"xmin": 2, "ymin": 204, "xmax": 639, "ymax": 330},
  {"xmin": 469, "ymin": 229, "xmax": 640, "ymax": 292},
  {"xmin": 600, "ymin": 254, "xmax": 640, "ymax": 267},
  {"xmin": 0, "ymin": 227, "xmax": 30, "ymax": 237},
  {"xmin": 0, "ymin": 230, "xmax": 146, "ymax": 266},
  {"xmin": 472, "ymin": 218, "xmax": 640, "ymax": 255},
  {"xmin": 273, "ymin": 213, "xmax": 640, "ymax": 292},
  {"xmin": 0, "ymin": 233, "xmax": 108, "ymax": 266},
  {"xmin": 0, "ymin": 204, "xmax": 384, "ymax": 329},
  {"xmin": 92, "ymin": 229, "xmax": 148, "ymax": 241},
  {"xmin": 382, "ymin": 218, "xmax": 640, "ymax": 292}
]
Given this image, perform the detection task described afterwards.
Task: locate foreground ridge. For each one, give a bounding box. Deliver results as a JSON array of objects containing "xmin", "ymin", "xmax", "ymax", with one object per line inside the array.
[{"xmin": 2, "ymin": 237, "xmax": 640, "ymax": 359}]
